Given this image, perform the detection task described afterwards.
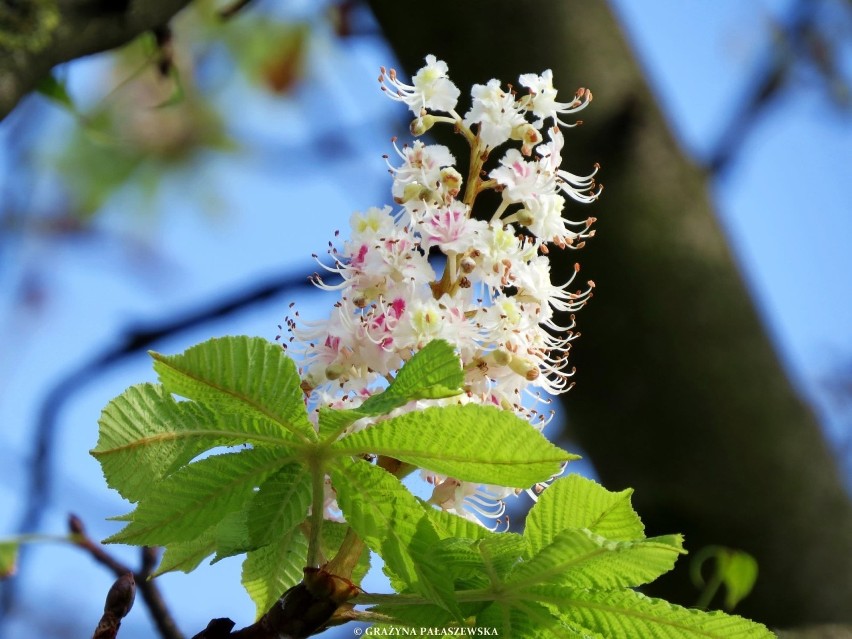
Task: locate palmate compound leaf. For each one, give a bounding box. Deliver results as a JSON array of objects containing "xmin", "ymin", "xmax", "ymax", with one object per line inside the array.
[
  {"xmin": 524, "ymin": 474, "xmax": 645, "ymax": 557},
  {"xmin": 150, "ymin": 336, "xmax": 316, "ymax": 442},
  {"xmin": 331, "ymin": 404, "xmax": 576, "ymax": 488},
  {"xmin": 105, "ymin": 447, "xmax": 295, "ymax": 546},
  {"xmin": 329, "ymin": 457, "xmax": 461, "ymax": 618},
  {"xmin": 92, "ymin": 383, "xmax": 303, "ymax": 503}
]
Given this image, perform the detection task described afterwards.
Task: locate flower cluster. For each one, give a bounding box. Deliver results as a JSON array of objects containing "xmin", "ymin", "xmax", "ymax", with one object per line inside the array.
[{"xmin": 284, "ymin": 56, "xmax": 600, "ymax": 525}]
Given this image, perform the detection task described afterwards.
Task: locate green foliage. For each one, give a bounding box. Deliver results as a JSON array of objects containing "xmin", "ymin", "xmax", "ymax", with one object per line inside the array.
[
  {"xmin": 368, "ymin": 474, "xmax": 773, "ymax": 638},
  {"xmin": 692, "ymin": 546, "xmax": 759, "ymax": 611},
  {"xmin": 0, "ymin": 542, "xmax": 18, "ymax": 579},
  {"xmin": 332, "ymin": 404, "xmax": 576, "ymax": 487},
  {"xmin": 93, "ymin": 336, "xmax": 774, "ymax": 638},
  {"xmin": 36, "ymin": 74, "xmax": 76, "ymax": 112}
]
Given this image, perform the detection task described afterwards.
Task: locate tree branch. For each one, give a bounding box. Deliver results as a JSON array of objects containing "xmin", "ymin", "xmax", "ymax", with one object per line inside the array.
[
  {"xmin": 0, "ymin": 0, "xmax": 195, "ymax": 120},
  {"xmin": 70, "ymin": 515, "xmax": 184, "ymax": 639}
]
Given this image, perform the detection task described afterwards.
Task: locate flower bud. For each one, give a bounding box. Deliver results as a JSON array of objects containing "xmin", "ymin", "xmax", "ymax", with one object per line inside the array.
[
  {"xmin": 410, "ymin": 114, "xmax": 437, "ymax": 136},
  {"xmin": 508, "ymin": 355, "xmax": 540, "ymax": 381},
  {"xmin": 325, "ymin": 363, "xmax": 346, "ymax": 380},
  {"xmin": 439, "ymin": 167, "xmax": 463, "ymax": 197},
  {"xmin": 515, "ymin": 208, "xmax": 535, "ymax": 227},
  {"xmin": 511, "ymin": 122, "xmax": 543, "ymax": 156},
  {"xmin": 459, "ymin": 256, "xmax": 476, "ymax": 274}
]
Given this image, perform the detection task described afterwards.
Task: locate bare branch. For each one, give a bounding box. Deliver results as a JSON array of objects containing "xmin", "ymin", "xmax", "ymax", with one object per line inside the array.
[
  {"xmin": 92, "ymin": 573, "xmax": 136, "ymax": 639},
  {"xmin": 69, "ymin": 515, "xmax": 185, "ymax": 639}
]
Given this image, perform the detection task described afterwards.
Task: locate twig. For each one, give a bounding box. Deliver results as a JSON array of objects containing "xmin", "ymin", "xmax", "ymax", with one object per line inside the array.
[
  {"xmin": 92, "ymin": 573, "xmax": 136, "ymax": 639},
  {"xmin": 69, "ymin": 515, "xmax": 185, "ymax": 639}
]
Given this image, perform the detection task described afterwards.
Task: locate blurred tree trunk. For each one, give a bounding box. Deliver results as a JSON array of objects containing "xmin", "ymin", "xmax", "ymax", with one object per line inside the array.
[{"xmin": 368, "ymin": 0, "xmax": 852, "ymax": 627}]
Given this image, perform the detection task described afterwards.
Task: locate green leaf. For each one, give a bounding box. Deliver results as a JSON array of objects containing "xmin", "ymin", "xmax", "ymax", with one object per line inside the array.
[
  {"xmin": 691, "ymin": 546, "xmax": 759, "ymax": 611},
  {"xmin": 153, "ymin": 529, "xmax": 216, "ymax": 576},
  {"xmin": 718, "ymin": 550, "xmax": 759, "ymax": 610},
  {"xmin": 424, "ymin": 503, "xmax": 501, "ymax": 541},
  {"xmin": 525, "ymin": 475, "xmax": 644, "ymax": 556},
  {"xmin": 246, "ymin": 463, "xmax": 311, "ymax": 547},
  {"xmin": 242, "ymin": 528, "xmax": 308, "ymax": 619},
  {"xmin": 36, "ymin": 74, "xmax": 75, "ymax": 111},
  {"xmin": 477, "ymin": 599, "xmax": 585, "ymax": 639},
  {"xmin": 508, "ymin": 528, "xmax": 684, "ymax": 590},
  {"xmin": 92, "ymin": 383, "xmax": 300, "ymax": 502},
  {"xmin": 369, "ymin": 603, "xmax": 488, "ymax": 634},
  {"xmin": 358, "ymin": 339, "xmax": 464, "ymax": 415},
  {"xmin": 429, "ymin": 534, "xmax": 525, "ymax": 590},
  {"xmin": 541, "ymin": 589, "xmax": 775, "ymax": 639},
  {"xmin": 333, "ymin": 404, "xmax": 575, "ymax": 487},
  {"xmin": 151, "ymin": 336, "xmax": 315, "ymax": 442},
  {"xmin": 317, "ymin": 406, "xmax": 363, "ymax": 440},
  {"xmin": 330, "ymin": 457, "xmax": 459, "ymax": 617},
  {"xmin": 0, "ymin": 542, "xmax": 18, "ymax": 579},
  {"xmin": 212, "ymin": 510, "xmax": 253, "ymax": 562},
  {"xmin": 106, "ymin": 447, "xmax": 287, "ymax": 546},
  {"xmin": 317, "ymin": 340, "xmax": 464, "ymax": 441}
]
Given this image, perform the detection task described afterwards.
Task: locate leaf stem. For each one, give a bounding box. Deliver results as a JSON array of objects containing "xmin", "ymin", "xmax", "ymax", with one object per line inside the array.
[{"xmin": 306, "ymin": 458, "xmax": 326, "ymax": 567}]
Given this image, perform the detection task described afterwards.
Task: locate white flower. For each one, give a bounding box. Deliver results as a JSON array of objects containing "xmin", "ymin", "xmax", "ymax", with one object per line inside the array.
[
  {"xmin": 388, "ymin": 140, "xmax": 456, "ymax": 205},
  {"xmin": 379, "ymin": 55, "xmax": 460, "ymax": 114},
  {"xmin": 518, "ymin": 70, "xmax": 593, "ymax": 127},
  {"xmin": 490, "ymin": 148, "xmax": 557, "ymax": 204},
  {"xmin": 464, "ymin": 79, "xmax": 525, "ymax": 149},
  {"xmin": 420, "ymin": 201, "xmax": 485, "ymax": 254},
  {"xmin": 287, "ymin": 57, "xmax": 602, "ymax": 525}
]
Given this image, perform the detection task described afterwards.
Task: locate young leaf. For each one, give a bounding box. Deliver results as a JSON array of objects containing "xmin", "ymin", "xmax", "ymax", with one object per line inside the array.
[
  {"xmin": 153, "ymin": 529, "xmax": 217, "ymax": 576},
  {"xmin": 246, "ymin": 463, "xmax": 312, "ymax": 547},
  {"xmin": 329, "ymin": 457, "xmax": 459, "ymax": 617},
  {"xmin": 212, "ymin": 510, "xmax": 253, "ymax": 562},
  {"xmin": 106, "ymin": 447, "xmax": 288, "ymax": 546},
  {"xmin": 691, "ymin": 546, "xmax": 759, "ymax": 611},
  {"xmin": 540, "ymin": 588, "xmax": 775, "ymax": 639},
  {"xmin": 93, "ymin": 383, "xmax": 300, "ymax": 502},
  {"xmin": 317, "ymin": 339, "xmax": 464, "ymax": 441},
  {"xmin": 151, "ymin": 336, "xmax": 315, "ymax": 442},
  {"xmin": 508, "ymin": 528, "xmax": 684, "ymax": 590},
  {"xmin": 242, "ymin": 528, "xmax": 309, "ymax": 618},
  {"xmin": 525, "ymin": 474, "xmax": 644, "ymax": 556},
  {"xmin": 477, "ymin": 599, "xmax": 586, "ymax": 639},
  {"xmin": 430, "ymin": 534, "xmax": 525, "ymax": 590},
  {"xmin": 332, "ymin": 404, "xmax": 576, "ymax": 487},
  {"xmin": 357, "ymin": 339, "xmax": 464, "ymax": 415},
  {"xmin": 424, "ymin": 503, "xmax": 502, "ymax": 541}
]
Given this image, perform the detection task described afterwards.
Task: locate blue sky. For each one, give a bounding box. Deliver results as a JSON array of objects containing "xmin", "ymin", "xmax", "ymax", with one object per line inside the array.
[{"xmin": 1, "ymin": 1, "xmax": 850, "ymax": 636}]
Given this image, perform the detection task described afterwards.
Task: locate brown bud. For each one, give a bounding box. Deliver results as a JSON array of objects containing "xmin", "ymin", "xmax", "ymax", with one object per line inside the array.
[{"xmin": 105, "ymin": 573, "xmax": 136, "ymax": 619}]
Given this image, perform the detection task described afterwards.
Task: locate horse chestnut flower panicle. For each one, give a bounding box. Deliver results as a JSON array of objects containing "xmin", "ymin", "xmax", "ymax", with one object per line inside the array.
[{"xmin": 286, "ymin": 56, "xmax": 601, "ymax": 525}]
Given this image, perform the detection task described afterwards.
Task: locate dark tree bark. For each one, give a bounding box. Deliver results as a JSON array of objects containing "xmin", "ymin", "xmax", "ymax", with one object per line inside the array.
[
  {"xmin": 0, "ymin": 0, "xmax": 193, "ymax": 118},
  {"xmin": 367, "ymin": 0, "xmax": 852, "ymax": 628}
]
